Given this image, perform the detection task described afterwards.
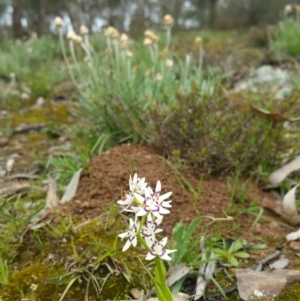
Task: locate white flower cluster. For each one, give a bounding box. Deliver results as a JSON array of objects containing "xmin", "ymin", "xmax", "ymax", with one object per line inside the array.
[{"xmin": 118, "ymin": 173, "xmax": 176, "ymax": 261}]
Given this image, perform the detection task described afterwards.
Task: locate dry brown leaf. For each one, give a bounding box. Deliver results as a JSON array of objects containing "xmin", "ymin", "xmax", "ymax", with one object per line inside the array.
[{"xmin": 219, "ymin": 85, "xmax": 299, "ymax": 123}]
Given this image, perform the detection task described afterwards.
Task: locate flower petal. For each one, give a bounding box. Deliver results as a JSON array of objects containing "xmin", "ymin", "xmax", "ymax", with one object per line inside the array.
[
  {"xmin": 155, "ymin": 181, "xmax": 161, "ymax": 192},
  {"xmin": 118, "ymin": 232, "xmax": 128, "ymax": 239},
  {"xmin": 160, "ymin": 191, "xmax": 172, "ymax": 201},
  {"xmin": 160, "ymin": 237, "xmax": 168, "ymax": 247},
  {"xmin": 145, "ymin": 252, "xmax": 156, "ymax": 260},
  {"xmin": 122, "ymin": 239, "xmax": 131, "ymax": 251},
  {"xmin": 160, "ymin": 253, "xmax": 172, "ymax": 260}
]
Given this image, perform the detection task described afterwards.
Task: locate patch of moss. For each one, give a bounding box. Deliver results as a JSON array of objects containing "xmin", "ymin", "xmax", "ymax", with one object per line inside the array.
[
  {"xmin": 273, "ymin": 282, "xmax": 300, "ymax": 301},
  {"xmin": 10, "ymin": 104, "xmax": 71, "ymax": 126},
  {"xmin": 0, "ymin": 214, "xmax": 151, "ymax": 300},
  {"xmin": 0, "ymin": 262, "xmax": 65, "ymax": 301}
]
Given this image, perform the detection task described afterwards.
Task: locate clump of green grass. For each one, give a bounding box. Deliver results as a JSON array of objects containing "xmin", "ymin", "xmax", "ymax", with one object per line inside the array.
[
  {"xmin": 0, "ymin": 36, "xmax": 67, "ymax": 106},
  {"xmin": 56, "ymin": 21, "xmax": 215, "ymax": 150},
  {"xmin": 270, "ymin": 7, "xmax": 300, "ymax": 56}
]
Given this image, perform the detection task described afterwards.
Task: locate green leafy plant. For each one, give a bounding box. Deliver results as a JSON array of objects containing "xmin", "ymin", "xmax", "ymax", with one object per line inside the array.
[
  {"xmin": 170, "ymin": 217, "xmax": 202, "ymax": 267},
  {"xmin": 211, "ymin": 238, "xmax": 250, "ymax": 267},
  {"xmin": 0, "ymin": 257, "xmax": 9, "ymax": 286}
]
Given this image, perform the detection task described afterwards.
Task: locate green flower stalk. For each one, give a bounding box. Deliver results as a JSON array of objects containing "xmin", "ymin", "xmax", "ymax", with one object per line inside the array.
[
  {"xmin": 54, "ymin": 17, "xmax": 81, "ymax": 94},
  {"xmin": 194, "ymin": 36, "xmax": 204, "ymax": 71},
  {"xmin": 163, "ymin": 14, "xmax": 174, "ymax": 51}
]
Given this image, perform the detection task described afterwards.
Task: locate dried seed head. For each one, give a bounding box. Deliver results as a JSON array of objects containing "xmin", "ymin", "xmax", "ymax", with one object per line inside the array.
[
  {"xmin": 54, "ymin": 16, "xmax": 64, "ymax": 27},
  {"xmin": 79, "ymin": 25, "xmax": 89, "ymax": 35},
  {"xmin": 105, "ymin": 26, "xmax": 119, "ymax": 38},
  {"xmin": 144, "ymin": 37, "xmax": 152, "ymax": 46},
  {"xmin": 120, "ymin": 33, "xmax": 129, "ymax": 42},
  {"xmin": 165, "ymin": 59, "xmax": 173, "ymax": 67},
  {"xmin": 120, "ymin": 34, "xmax": 129, "ymax": 48},
  {"xmin": 66, "ymin": 30, "xmax": 76, "ymax": 40},
  {"xmin": 144, "ymin": 30, "xmax": 159, "ymax": 43},
  {"xmin": 72, "ymin": 34, "xmax": 83, "ymax": 44},
  {"xmin": 284, "ymin": 4, "xmax": 292, "ymax": 12},
  {"xmin": 163, "ymin": 14, "xmax": 174, "ymax": 26},
  {"xmin": 194, "ymin": 36, "xmax": 203, "ymax": 45}
]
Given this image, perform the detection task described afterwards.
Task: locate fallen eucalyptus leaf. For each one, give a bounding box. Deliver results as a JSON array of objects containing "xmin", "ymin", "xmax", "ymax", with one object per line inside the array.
[
  {"xmin": 60, "ymin": 168, "xmax": 82, "ymax": 204},
  {"xmin": 269, "ymin": 255, "xmax": 289, "ymax": 269},
  {"xmin": 220, "ymin": 85, "xmax": 300, "ymax": 124},
  {"xmin": 12, "ymin": 122, "xmax": 46, "ymax": 135},
  {"xmin": 0, "ymin": 182, "xmax": 31, "ymax": 196},
  {"xmin": 267, "ymin": 156, "xmax": 300, "ymax": 188},
  {"xmin": 29, "ymin": 178, "xmax": 59, "ymax": 228},
  {"xmin": 166, "ymin": 263, "xmax": 191, "ymax": 287},
  {"xmin": 194, "ymin": 237, "xmax": 217, "ymax": 300},
  {"xmin": 282, "ymin": 183, "xmax": 300, "ymax": 217}
]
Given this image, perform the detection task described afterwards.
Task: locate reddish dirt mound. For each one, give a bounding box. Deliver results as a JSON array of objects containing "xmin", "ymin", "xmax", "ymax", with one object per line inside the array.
[{"xmin": 57, "ymin": 143, "xmax": 292, "ymax": 241}]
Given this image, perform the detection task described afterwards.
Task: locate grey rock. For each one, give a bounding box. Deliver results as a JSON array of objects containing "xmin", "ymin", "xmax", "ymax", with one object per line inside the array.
[{"xmin": 236, "ymin": 268, "xmax": 300, "ymax": 301}]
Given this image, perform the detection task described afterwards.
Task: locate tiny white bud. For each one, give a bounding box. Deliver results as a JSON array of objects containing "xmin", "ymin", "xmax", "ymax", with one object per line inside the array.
[
  {"xmin": 66, "ymin": 30, "xmax": 76, "ymax": 40},
  {"xmin": 144, "ymin": 37, "xmax": 152, "ymax": 46},
  {"xmin": 163, "ymin": 14, "xmax": 174, "ymax": 26},
  {"xmin": 54, "ymin": 16, "xmax": 64, "ymax": 27},
  {"xmin": 165, "ymin": 59, "xmax": 173, "ymax": 67},
  {"xmin": 79, "ymin": 25, "xmax": 89, "ymax": 35}
]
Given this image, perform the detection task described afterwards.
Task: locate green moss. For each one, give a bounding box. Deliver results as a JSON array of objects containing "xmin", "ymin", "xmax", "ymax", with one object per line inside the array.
[
  {"xmin": 10, "ymin": 104, "xmax": 71, "ymax": 126},
  {"xmin": 0, "ymin": 214, "xmax": 151, "ymax": 300},
  {"xmin": 272, "ymin": 282, "xmax": 300, "ymax": 301},
  {"xmin": 1, "ymin": 262, "xmax": 65, "ymax": 301}
]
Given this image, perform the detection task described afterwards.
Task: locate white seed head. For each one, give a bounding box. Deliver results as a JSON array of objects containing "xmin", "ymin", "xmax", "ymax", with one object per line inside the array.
[
  {"xmin": 144, "ymin": 37, "xmax": 152, "ymax": 46},
  {"xmin": 120, "ymin": 33, "xmax": 129, "ymax": 42},
  {"xmin": 66, "ymin": 30, "xmax": 76, "ymax": 40},
  {"xmin": 79, "ymin": 25, "xmax": 89, "ymax": 35},
  {"xmin": 165, "ymin": 59, "xmax": 173, "ymax": 67},
  {"xmin": 163, "ymin": 14, "xmax": 174, "ymax": 26},
  {"xmin": 72, "ymin": 34, "xmax": 83, "ymax": 44},
  {"xmin": 285, "ymin": 4, "xmax": 292, "ymax": 12},
  {"xmin": 54, "ymin": 16, "xmax": 63, "ymax": 27}
]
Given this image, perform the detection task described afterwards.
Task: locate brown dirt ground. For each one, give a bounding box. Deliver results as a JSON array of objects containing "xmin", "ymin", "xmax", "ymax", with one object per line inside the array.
[{"xmin": 56, "ymin": 143, "xmax": 294, "ymax": 245}]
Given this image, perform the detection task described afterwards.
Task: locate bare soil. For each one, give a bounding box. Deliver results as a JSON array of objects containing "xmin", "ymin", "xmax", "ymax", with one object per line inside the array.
[{"xmin": 57, "ymin": 143, "xmax": 292, "ymax": 243}]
